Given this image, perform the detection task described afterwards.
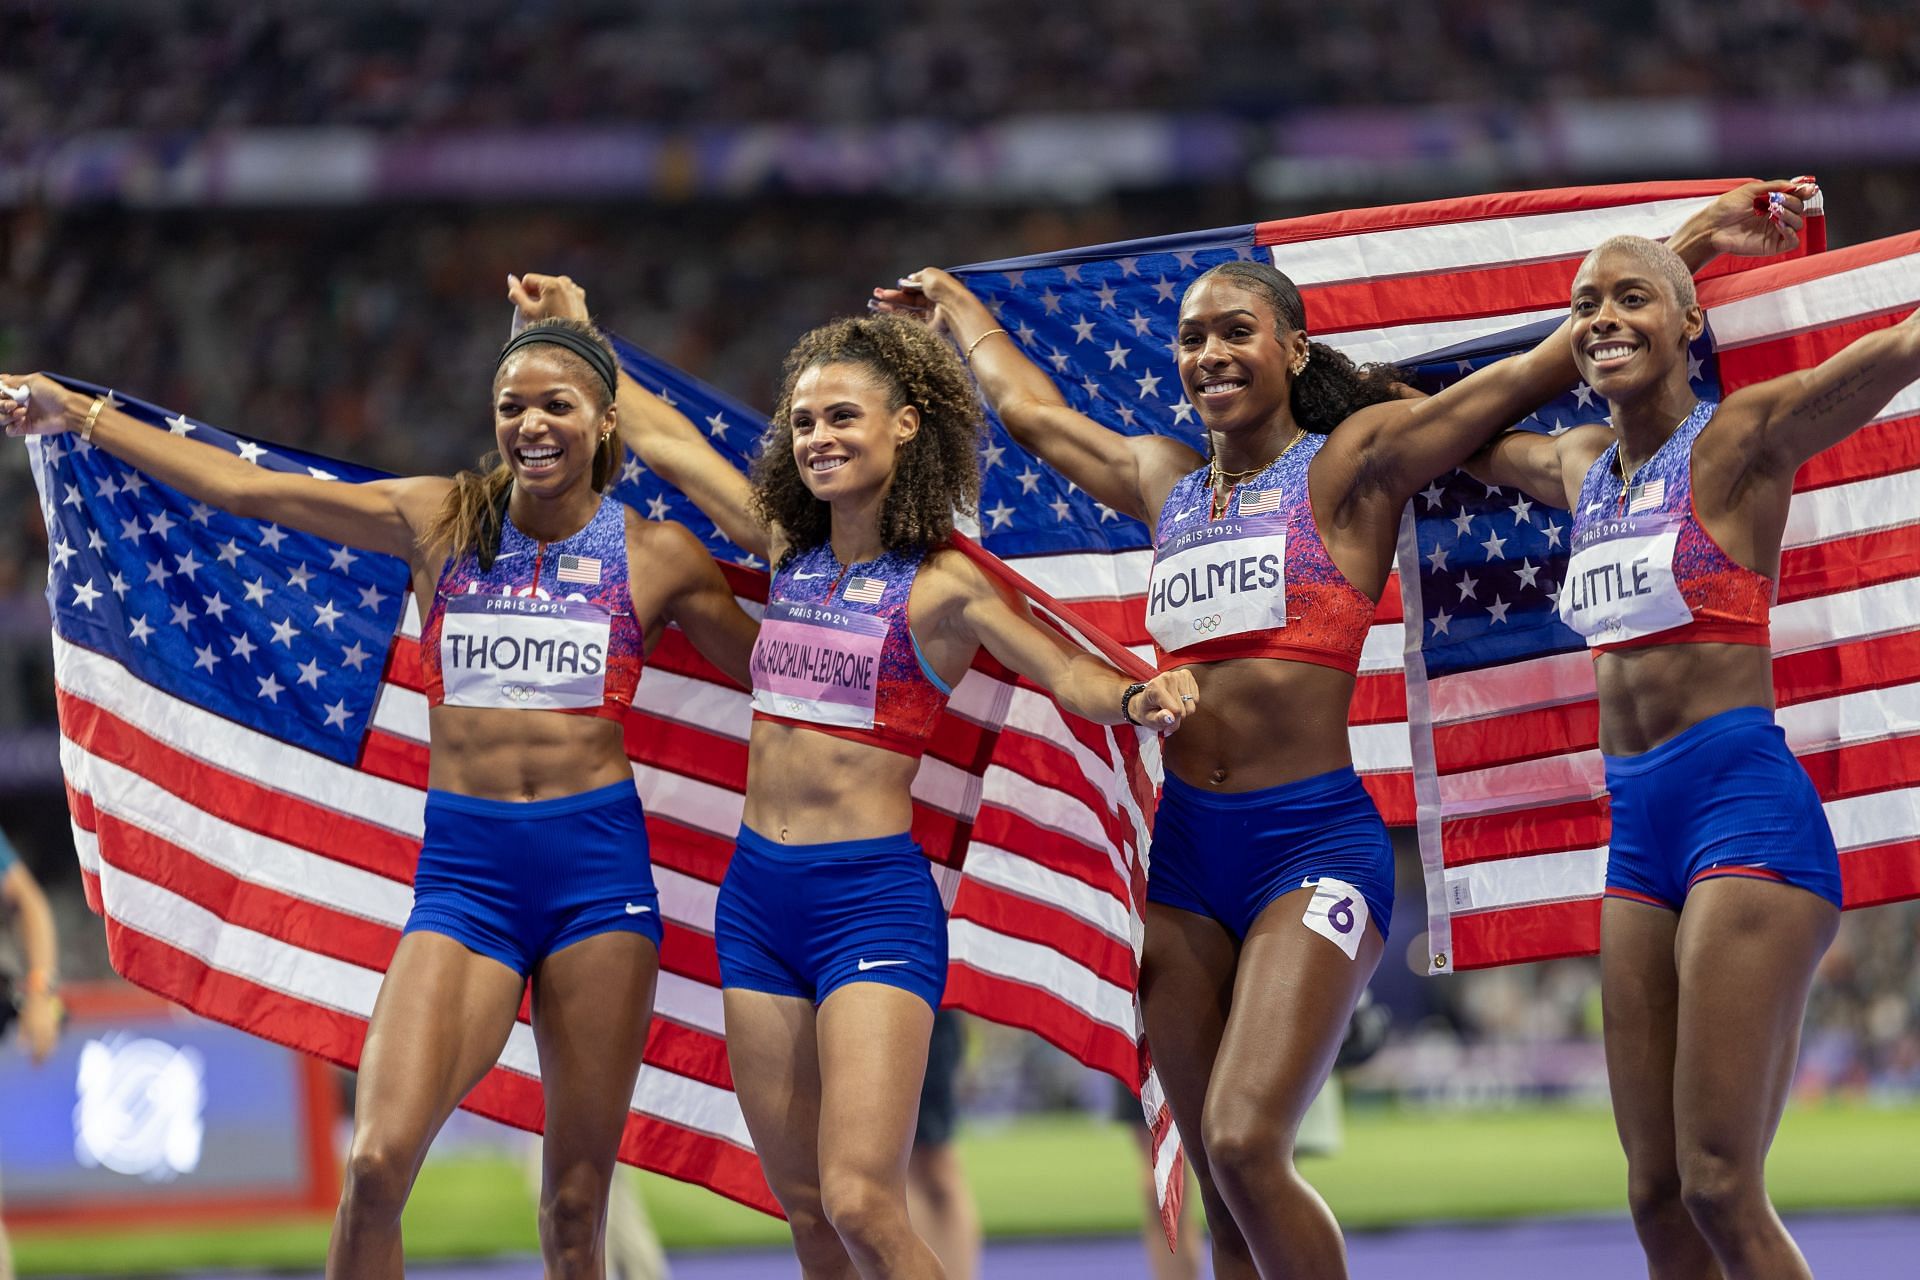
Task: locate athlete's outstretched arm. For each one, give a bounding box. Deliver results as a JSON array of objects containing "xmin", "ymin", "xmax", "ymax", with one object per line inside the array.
[
  {"xmin": 2, "ymin": 374, "xmax": 438, "ymax": 563},
  {"xmin": 644, "ymin": 518, "xmax": 760, "ymax": 690},
  {"xmin": 1727, "ymin": 305, "xmax": 1920, "ymax": 473},
  {"xmin": 1332, "ymin": 179, "xmax": 1818, "ymax": 508},
  {"xmin": 921, "ymin": 550, "xmax": 1197, "ymax": 731},
  {"xmin": 1465, "ymin": 424, "xmax": 1616, "ymax": 512},
  {"xmin": 508, "ymin": 273, "xmax": 768, "ymax": 560},
  {"xmin": 872, "ymin": 269, "xmax": 1201, "ymax": 523}
]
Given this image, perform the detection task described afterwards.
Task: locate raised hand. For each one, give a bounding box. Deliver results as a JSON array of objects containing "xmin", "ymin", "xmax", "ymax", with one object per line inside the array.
[
  {"xmin": 1697, "ymin": 177, "xmax": 1819, "ymax": 259},
  {"xmin": 507, "ymin": 273, "xmax": 592, "ymax": 327},
  {"xmin": 0, "ymin": 374, "xmax": 85, "ymax": 437},
  {"xmin": 869, "ymin": 266, "xmax": 973, "ymax": 335}
]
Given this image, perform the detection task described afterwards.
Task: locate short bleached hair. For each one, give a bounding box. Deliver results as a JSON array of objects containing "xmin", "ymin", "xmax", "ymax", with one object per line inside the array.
[{"xmin": 1575, "ymin": 235, "xmax": 1697, "ymax": 311}]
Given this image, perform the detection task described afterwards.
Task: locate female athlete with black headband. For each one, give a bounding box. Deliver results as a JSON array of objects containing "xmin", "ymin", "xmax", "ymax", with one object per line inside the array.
[
  {"xmin": 1469, "ymin": 236, "xmax": 1917, "ymax": 1279},
  {"xmin": 511, "ymin": 274, "xmax": 1198, "ymax": 1280},
  {"xmin": 872, "ymin": 181, "xmax": 1811, "ymax": 1278},
  {"xmin": 4, "ymin": 319, "xmax": 759, "ymax": 1280}
]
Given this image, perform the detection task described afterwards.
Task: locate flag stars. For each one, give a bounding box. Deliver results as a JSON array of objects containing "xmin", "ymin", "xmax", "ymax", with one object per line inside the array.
[
  {"xmin": 986, "ymin": 501, "xmax": 1016, "ymax": 530},
  {"xmin": 1542, "ymin": 521, "xmax": 1565, "ymax": 550},
  {"xmin": 169, "ymin": 601, "xmax": 195, "ymax": 629},
  {"xmin": 1173, "ymin": 250, "xmax": 1200, "ymax": 270},
  {"xmin": 1430, "ymin": 608, "xmax": 1454, "ymax": 637},
  {"xmin": 1456, "ymin": 571, "xmax": 1480, "ymax": 601},
  {"xmin": 259, "ymin": 524, "xmax": 288, "ymax": 552},
  {"xmin": 287, "ymin": 563, "xmax": 315, "ymax": 592},
  {"xmin": 1069, "ymin": 315, "xmax": 1096, "ymax": 344},
  {"xmin": 1003, "ymin": 270, "xmax": 1026, "ymax": 290},
  {"xmin": 1105, "ymin": 340, "xmax": 1132, "ymax": 369},
  {"xmin": 189, "ymin": 501, "xmax": 214, "ymax": 525},
  {"xmin": 357, "ymin": 583, "xmax": 387, "ymax": 612},
  {"xmin": 1451, "ymin": 510, "xmax": 1475, "ymax": 537},
  {"xmin": 1688, "ymin": 351, "xmax": 1705, "ymax": 383},
  {"xmin": 1096, "ymin": 502, "xmax": 1118, "ymax": 522},
  {"xmin": 71, "ymin": 578, "xmax": 103, "ymax": 611},
  {"xmin": 296, "ymin": 658, "xmax": 325, "ymax": 689},
  {"xmin": 329, "ymin": 546, "xmax": 358, "ymax": 573},
  {"xmin": 645, "ymin": 495, "xmax": 671, "ymax": 520},
  {"xmin": 1047, "ymin": 350, "xmax": 1071, "ymax": 374},
  {"xmin": 202, "ymin": 592, "xmax": 231, "ymax": 622},
  {"xmin": 270, "ymin": 617, "xmax": 300, "ymax": 647},
  {"xmin": 313, "ymin": 600, "xmax": 343, "ymax": 631},
  {"xmin": 236, "ymin": 440, "xmax": 267, "ymax": 465},
  {"xmin": 145, "ymin": 558, "xmax": 171, "ymax": 586},
  {"xmin": 121, "ymin": 472, "xmax": 148, "ymax": 499},
  {"xmin": 1480, "ymin": 531, "xmax": 1508, "ymax": 559},
  {"xmin": 1079, "ymin": 376, "xmax": 1104, "ymax": 400},
  {"xmin": 1573, "ymin": 383, "xmax": 1596, "ymax": 409},
  {"xmin": 147, "ymin": 510, "xmax": 177, "ymax": 539},
  {"xmin": 1487, "ymin": 596, "xmax": 1512, "ymax": 625},
  {"xmin": 230, "ymin": 632, "xmax": 258, "ymax": 662},
  {"xmin": 1127, "ymin": 310, "xmax": 1154, "ymax": 338},
  {"xmin": 85, "ymin": 528, "xmax": 106, "ymax": 553},
  {"xmin": 1038, "ymin": 288, "xmax": 1063, "ymax": 316},
  {"xmin": 118, "ymin": 516, "xmax": 144, "ymax": 543},
  {"xmin": 108, "ymin": 572, "xmax": 131, "ymax": 599},
  {"xmin": 340, "ymin": 641, "xmax": 372, "ymax": 672},
  {"xmin": 1426, "ymin": 543, "xmax": 1451, "ymax": 572},
  {"xmin": 128, "ymin": 615, "xmax": 155, "ymax": 644},
  {"xmin": 216, "ymin": 540, "xmax": 243, "ymax": 567},
  {"xmin": 61, "ymin": 483, "xmax": 83, "ymax": 508},
  {"xmin": 193, "ymin": 643, "xmax": 220, "ymax": 673},
  {"xmin": 50, "ymin": 538, "xmax": 77, "ymax": 570},
  {"xmin": 1016, "ymin": 467, "xmax": 1042, "ymax": 495},
  {"xmin": 980, "ymin": 440, "xmax": 1006, "ymax": 470},
  {"xmin": 620, "ymin": 457, "xmax": 643, "ymax": 485},
  {"xmin": 1509, "ymin": 495, "xmax": 1534, "ymax": 525},
  {"xmin": 256, "ymin": 673, "xmax": 284, "ymax": 703},
  {"xmin": 96, "ymin": 474, "xmax": 120, "ymax": 501},
  {"xmin": 173, "ymin": 549, "xmax": 203, "ymax": 581},
  {"xmin": 1151, "ymin": 276, "xmax": 1178, "ymax": 304},
  {"xmin": 306, "ymin": 466, "xmax": 338, "ymax": 481},
  {"xmin": 1135, "ymin": 370, "xmax": 1163, "ymax": 399},
  {"xmin": 1094, "ymin": 281, "xmax": 1119, "ymax": 310},
  {"xmin": 1419, "ymin": 480, "xmax": 1446, "ymax": 510},
  {"xmin": 166, "ymin": 414, "xmax": 195, "ymax": 436},
  {"xmin": 323, "ymin": 700, "xmax": 352, "ymax": 730},
  {"xmin": 243, "ymin": 578, "xmax": 271, "ymax": 607},
  {"xmin": 1060, "ymin": 265, "xmax": 1083, "ymax": 284},
  {"xmin": 1170, "ymin": 399, "xmax": 1196, "ymax": 425},
  {"xmin": 705, "ymin": 412, "xmax": 729, "ymax": 439},
  {"xmin": 1115, "ymin": 405, "xmax": 1138, "ymax": 428},
  {"xmin": 1049, "ymin": 495, "xmax": 1073, "ymax": 521},
  {"xmin": 1014, "ymin": 322, "xmax": 1037, "ymax": 347},
  {"xmin": 1515, "ymin": 559, "xmax": 1542, "ymax": 590}
]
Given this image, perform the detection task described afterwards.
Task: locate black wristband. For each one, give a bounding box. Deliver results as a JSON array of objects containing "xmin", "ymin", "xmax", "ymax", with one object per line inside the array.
[{"xmin": 1120, "ymin": 681, "xmax": 1149, "ymax": 726}]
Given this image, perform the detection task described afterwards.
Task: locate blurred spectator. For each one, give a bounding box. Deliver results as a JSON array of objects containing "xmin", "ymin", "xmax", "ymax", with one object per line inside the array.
[{"xmin": 0, "ymin": 824, "xmax": 62, "ymax": 1280}]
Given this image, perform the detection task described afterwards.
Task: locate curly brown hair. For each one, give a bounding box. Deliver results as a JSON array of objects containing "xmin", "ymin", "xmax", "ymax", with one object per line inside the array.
[
  {"xmin": 1188, "ymin": 261, "xmax": 1407, "ymax": 435},
  {"xmin": 753, "ymin": 314, "xmax": 984, "ymax": 565}
]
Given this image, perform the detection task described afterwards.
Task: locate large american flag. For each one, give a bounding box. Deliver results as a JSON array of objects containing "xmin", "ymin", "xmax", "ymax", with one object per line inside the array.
[
  {"xmin": 28, "ymin": 360, "xmax": 1174, "ymax": 1218},
  {"xmin": 945, "ymin": 180, "xmax": 1825, "ymax": 835},
  {"xmin": 1401, "ymin": 230, "xmax": 1920, "ymax": 971}
]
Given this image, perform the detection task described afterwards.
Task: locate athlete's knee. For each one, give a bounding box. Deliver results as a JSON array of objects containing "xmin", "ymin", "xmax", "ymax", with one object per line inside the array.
[
  {"xmin": 339, "ymin": 1140, "xmax": 417, "ymax": 1223},
  {"xmin": 538, "ymin": 1179, "xmax": 607, "ymax": 1275},
  {"xmin": 1199, "ymin": 1096, "xmax": 1292, "ymax": 1192},
  {"xmin": 821, "ymin": 1168, "xmax": 909, "ymax": 1253},
  {"xmin": 1677, "ymin": 1144, "xmax": 1764, "ymax": 1234},
  {"xmin": 1624, "ymin": 1163, "xmax": 1688, "ymax": 1233}
]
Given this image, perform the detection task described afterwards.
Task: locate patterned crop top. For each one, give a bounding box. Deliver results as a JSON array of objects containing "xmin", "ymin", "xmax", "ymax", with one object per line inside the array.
[
  {"xmin": 420, "ymin": 495, "xmax": 643, "ymax": 719},
  {"xmin": 1561, "ymin": 399, "xmax": 1774, "ymax": 654},
  {"xmin": 1145, "ymin": 431, "xmax": 1376, "ymax": 674},
  {"xmin": 749, "ymin": 541, "xmax": 952, "ymax": 758}
]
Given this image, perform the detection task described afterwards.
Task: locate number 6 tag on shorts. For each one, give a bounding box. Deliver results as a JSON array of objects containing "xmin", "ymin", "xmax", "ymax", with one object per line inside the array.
[{"xmin": 1301, "ymin": 877, "xmax": 1367, "ymax": 960}]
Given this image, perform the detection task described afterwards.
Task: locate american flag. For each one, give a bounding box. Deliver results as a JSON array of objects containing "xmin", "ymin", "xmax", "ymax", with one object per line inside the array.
[
  {"xmin": 1401, "ymin": 230, "xmax": 1920, "ymax": 971},
  {"xmin": 840, "ymin": 575, "xmax": 886, "ymax": 605},
  {"xmin": 945, "ymin": 179, "xmax": 1825, "ymax": 841},
  {"xmin": 555, "ymin": 552, "xmax": 602, "ymax": 584}
]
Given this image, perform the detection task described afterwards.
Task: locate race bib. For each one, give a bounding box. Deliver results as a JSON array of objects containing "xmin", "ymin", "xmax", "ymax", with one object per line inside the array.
[
  {"xmin": 750, "ymin": 600, "xmax": 888, "ymax": 729},
  {"xmin": 1558, "ymin": 515, "xmax": 1691, "ymax": 645},
  {"xmin": 1301, "ymin": 877, "xmax": 1368, "ymax": 960},
  {"xmin": 1146, "ymin": 515, "xmax": 1288, "ymax": 653},
  {"xmin": 440, "ymin": 595, "xmax": 610, "ymax": 710}
]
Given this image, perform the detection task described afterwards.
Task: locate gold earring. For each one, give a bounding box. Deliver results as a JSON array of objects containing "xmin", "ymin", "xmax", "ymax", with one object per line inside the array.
[{"xmin": 1291, "ymin": 348, "xmax": 1310, "ymax": 376}]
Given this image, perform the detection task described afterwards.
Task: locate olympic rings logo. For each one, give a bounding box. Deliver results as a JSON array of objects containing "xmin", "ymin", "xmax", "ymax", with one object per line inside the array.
[{"xmin": 1192, "ymin": 615, "xmax": 1224, "ymax": 633}]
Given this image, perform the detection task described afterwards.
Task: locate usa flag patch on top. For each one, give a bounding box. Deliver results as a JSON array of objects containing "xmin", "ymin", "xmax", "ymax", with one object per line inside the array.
[
  {"xmin": 557, "ymin": 553, "xmax": 602, "ymax": 585},
  {"xmin": 843, "ymin": 575, "xmax": 885, "ymax": 604}
]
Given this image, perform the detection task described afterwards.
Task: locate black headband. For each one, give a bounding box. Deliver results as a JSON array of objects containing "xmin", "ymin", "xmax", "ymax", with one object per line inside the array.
[{"xmin": 496, "ymin": 326, "xmax": 619, "ymax": 400}]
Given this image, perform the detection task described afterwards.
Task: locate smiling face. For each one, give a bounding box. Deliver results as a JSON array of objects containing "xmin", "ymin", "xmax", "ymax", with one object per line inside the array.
[
  {"xmin": 1176, "ymin": 276, "xmax": 1304, "ymax": 437},
  {"xmin": 786, "ymin": 361, "xmax": 920, "ymax": 504},
  {"xmin": 492, "ymin": 348, "xmax": 610, "ymax": 499},
  {"xmin": 1569, "ymin": 246, "xmax": 1704, "ymax": 402}
]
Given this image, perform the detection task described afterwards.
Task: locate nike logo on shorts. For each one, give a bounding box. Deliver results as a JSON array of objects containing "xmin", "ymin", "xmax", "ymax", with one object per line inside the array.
[
  {"xmin": 625, "ymin": 902, "xmax": 653, "ymax": 915},
  {"xmin": 857, "ymin": 958, "xmax": 909, "ymax": 971}
]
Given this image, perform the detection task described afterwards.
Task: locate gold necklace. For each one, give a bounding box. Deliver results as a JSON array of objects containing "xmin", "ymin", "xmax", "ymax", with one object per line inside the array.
[{"xmin": 1210, "ymin": 426, "xmax": 1305, "ymax": 515}]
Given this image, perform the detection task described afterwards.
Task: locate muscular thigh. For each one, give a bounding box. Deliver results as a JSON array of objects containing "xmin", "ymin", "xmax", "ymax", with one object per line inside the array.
[
  {"xmin": 724, "ymin": 989, "xmax": 828, "ymax": 1207},
  {"xmin": 1600, "ymin": 898, "xmax": 1684, "ymax": 1166},
  {"xmin": 532, "ymin": 931, "xmax": 661, "ymax": 1172},
  {"xmin": 815, "ymin": 983, "xmax": 935, "ymax": 1185}
]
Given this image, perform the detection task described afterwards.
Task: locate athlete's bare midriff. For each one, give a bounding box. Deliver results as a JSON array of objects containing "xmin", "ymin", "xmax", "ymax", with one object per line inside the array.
[
  {"xmin": 1593, "ymin": 641, "xmax": 1776, "ymax": 757},
  {"xmin": 426, "ymin": 705, "xmax": 633, "ymax": 801},
  {"xmin": 1162, "ymin": 656, "xmax": 1358, "ymax": 792},
  {"xmin": 744, "ymin": 719, "xmax": 923, "ymax": 843}
]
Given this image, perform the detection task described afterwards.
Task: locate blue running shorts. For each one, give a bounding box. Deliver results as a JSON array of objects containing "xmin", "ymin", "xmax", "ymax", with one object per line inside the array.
[
  {"xmin": 1604, "ymin": 704, "xmax": 1841, "ymax": 910},
  {"xmin": 403, "ymin": 779, "xmax": 663, "ymax": 975},
  {"xmin": 1147, "ymin": 765, "xmax": 1394, "ymax": 943},
  {"xmin": 715, "ymin": 824, "xmax": 947, "ymax": 1011}
]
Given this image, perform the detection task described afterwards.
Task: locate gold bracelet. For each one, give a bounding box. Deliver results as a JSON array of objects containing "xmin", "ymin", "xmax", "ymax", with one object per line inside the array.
[
  {"xmin": 964, "ymin": 328, "xmax": 1009, "ymax": 364},
  {"xmin": 81, "ymin": 394, "xmax": 108, "ymax": 442}
]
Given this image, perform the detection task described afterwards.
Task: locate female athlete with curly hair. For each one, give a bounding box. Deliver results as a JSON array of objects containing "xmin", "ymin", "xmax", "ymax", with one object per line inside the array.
[
  {"xmin": 873, "ymin": 181, "xmax": 1812, "ymax": 1279},
  {"xmin": 511, "ymin": 275, "xmax": 1198, "ymax": 1280}
]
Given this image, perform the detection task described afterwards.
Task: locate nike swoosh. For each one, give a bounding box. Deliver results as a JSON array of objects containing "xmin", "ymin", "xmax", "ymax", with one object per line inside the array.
[
  {"xmin": 794, "ymin": 571, "xmax": 825, "ymax": 579},
  {"xmin": 624, "ymin": 902, "xmax": 653, "ymax": 915},
  {"xmin": 856, "ymin": 958, "xmax": 909, "ymax": 971}
]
